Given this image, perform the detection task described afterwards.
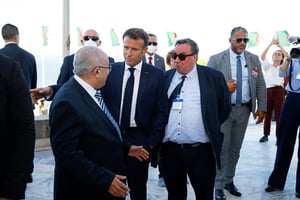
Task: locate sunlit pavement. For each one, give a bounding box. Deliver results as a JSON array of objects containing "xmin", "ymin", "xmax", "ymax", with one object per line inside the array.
[{"xmin": 26, "ymin": 121, "xmax": 299, "ymax": 200}]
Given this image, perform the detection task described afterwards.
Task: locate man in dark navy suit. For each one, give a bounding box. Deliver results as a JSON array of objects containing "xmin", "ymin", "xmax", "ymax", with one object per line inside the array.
[
  {"xmin": 0, "ymin": 53, "xmax": 35, "ymax": 199},
  {"xmin": 0, "ymin": 23, "xmax": 37, "ymax": 183},
  {"xmin": 0, "ymin": 23, "xmax": 37, "ymax": 90},
  {"xmin": 101, "ymin": 28, "xmax": 169, "ymax": 200},
  {"xmin": 30, "ymin": 28, "xmax": 114, "ymax": 102},
  {"xmin": 50, "ymin": 46, "xmax": 149, "ymax": 200}
]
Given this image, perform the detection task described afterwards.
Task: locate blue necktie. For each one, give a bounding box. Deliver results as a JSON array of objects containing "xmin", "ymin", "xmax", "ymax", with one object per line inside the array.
[
  {"xmin": 95, "ymin": 90, "xmax": 122, "ymax": 141},
  {"xmin": 236, "ymin": 55, "xmax": 242, "ymax": 104},
  {"xmin": 120, "ymin": 68, "xmax": 135, "ymax": 131}
]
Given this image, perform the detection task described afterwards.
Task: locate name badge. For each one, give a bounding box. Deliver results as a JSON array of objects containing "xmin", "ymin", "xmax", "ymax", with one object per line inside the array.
[
  {"xmin": 297, "ymin": 72, "xmax": 300, "ymax": 80},
  {"xmin": 172, "ymin": 98, "xmax": 183, "ymax": 110}
]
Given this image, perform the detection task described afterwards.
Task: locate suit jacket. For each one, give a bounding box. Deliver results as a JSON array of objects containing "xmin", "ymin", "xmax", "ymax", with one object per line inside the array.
[
  {"xmin": 101, "ymin": 61, "xmax": 169, "ymax": 165},
  {"xmin": 57, "ymin": 53, "xmax": 115, "ymax": 85},
  {"xmin": 165, "ymin": 65, "xmax": 232, "ymax": 169},
  {"xmin": 0, "ymin": 43, "xmax": 37, "ymax": 89},
  {"xmin": 49, "ymin": 77, "xmax": 129, "ymax": 200},
  {"xmin": 207, "ymin": 49, "xmax": 267, "ymax": 114},
  {"xmin": 143, "ymin": 53, "xmax": 166, "ymax": 71},
  {"xmin": 0, "ymin": 53, "xmax": 35, "ymax": 199}
]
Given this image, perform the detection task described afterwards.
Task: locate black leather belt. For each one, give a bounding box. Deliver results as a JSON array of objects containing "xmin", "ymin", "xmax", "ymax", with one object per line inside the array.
[
  {"xmin": 164, "ymin": 141, "xmax": 209, "ymax": 149},
  {"xmin": 232, "ymin": 101, "xmax": 251, "ymax": 107}
]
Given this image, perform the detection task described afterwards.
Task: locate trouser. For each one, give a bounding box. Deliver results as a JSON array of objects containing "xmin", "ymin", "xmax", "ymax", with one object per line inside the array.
[
  {"xmin": 264, "ymin": 86, "xmax": 285, "ymax": 137},
  {"xmin": 268, "ymin": 92, "xmax": 300, "ymax": 192},
  {"xmin": 215, "ymin": 105, "xmax": 250, "ymax": 189}
]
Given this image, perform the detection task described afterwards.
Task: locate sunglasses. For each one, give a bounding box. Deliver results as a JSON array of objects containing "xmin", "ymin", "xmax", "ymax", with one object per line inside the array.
[
  {"xmin": 172, "ymin": 53, "xmax": 194, "ymax": 61},
  {"xmin": 83, "ymin": 36, "xmax": 99, "ymax": 41},
  {"xmin": 148, "ymin": 42, "xmax": 158, "ymax": 46},
  {"xmin": 233, "ymin": 38, "xmax": 249, "ymax": 43}
]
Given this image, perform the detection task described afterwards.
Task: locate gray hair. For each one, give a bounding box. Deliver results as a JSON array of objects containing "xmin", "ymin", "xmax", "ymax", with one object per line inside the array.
[
  {"xmin": 73, "ymin": 46, "xmax": 107, "ymax": 76},
  {"xmin": 230, "ymin": 26, "xmax": 248, "ymax": 38}
]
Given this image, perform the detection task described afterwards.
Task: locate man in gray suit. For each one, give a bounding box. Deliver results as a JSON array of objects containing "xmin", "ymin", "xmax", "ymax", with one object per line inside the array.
[
  {"xmin": 207, "ymin": 26, "xmax": 267, "ymax": 200},
  {"xmin": 143, "ymin": 33, "xmax": 166, "ymax": 71}
]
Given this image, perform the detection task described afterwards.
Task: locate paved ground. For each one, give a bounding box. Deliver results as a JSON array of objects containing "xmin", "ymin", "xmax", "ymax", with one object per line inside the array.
[{"xmin": 26, "ymin": 121, "xmax": 300, "ymax": 200}]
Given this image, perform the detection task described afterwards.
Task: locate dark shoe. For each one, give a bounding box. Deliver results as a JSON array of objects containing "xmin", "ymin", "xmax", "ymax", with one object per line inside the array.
[
  {"xmin": 215, "ymin": 189, "xmax": 226, "ymax": 200},
  {"xmin": 259, "ymin": 135, "xmax": 268, "ymax": 143},
  {"xmin": 225, "ymin": 182, "xmax": 241, "ymax": 197},
  {"xmin": 265, "ymin": 185, "xmax": 280, "ymax": 192},
  {"xmin": 26, "ymin": 174, "xmax": 33, "ymax": 183},
  {"xmin": 296, "ymin": 192, "xmax": 300, "ymax": 198}
]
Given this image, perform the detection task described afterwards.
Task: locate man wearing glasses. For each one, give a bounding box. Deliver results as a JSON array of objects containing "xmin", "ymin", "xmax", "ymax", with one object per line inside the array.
[
  {"xmin": 49, "ymin": 46, "xmax": 149, "ymax": 200},
  {"xmin": 161, "ymin": 38, "xmax": 231, "ymax": 200},
  {"xmin": 30, "ymin": 29, "xmax": 114, "ymax": 102},
  {"xmin": 143, "ymin": 33, "xmax": 166, "ymax": 71},
  {"xmin": 208, "ymin": 26, "xmax": 267, "ymax": 200}
]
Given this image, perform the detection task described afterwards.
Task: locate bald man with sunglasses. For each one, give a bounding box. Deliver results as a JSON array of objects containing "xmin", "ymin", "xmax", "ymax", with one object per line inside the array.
[
  {"xmin": 208, "ymin": 26, "xmax": 267, "ymax": 200},
  {"xmin": 30, "ymin": 29, "xmax": 115, "ymax": 103}
]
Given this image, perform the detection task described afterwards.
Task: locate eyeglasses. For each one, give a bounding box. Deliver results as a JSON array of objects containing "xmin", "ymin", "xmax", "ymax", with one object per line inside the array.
[
  {"xmin": 93, "ymin": 65, "xmax": 112, "ymax": 72},
  {"xmin": 148, "ymin": 42, "xmax": 158, "ymax": 46},
  {"xmin": 233, "ymin": 38, "xmax": 249, "ymax": 43},
  {"xmin": 83, "ymin": 36, "xmax": 99, "ymax": 41},
  {"xmin": 172, "ymin": 53, "xmax": 194, "ymax": 61}
]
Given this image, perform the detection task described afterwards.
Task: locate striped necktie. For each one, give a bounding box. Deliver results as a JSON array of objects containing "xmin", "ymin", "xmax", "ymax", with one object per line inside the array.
[{"xmin": 95, "ymin": 90, "xmax": 122, "ymax": 141}]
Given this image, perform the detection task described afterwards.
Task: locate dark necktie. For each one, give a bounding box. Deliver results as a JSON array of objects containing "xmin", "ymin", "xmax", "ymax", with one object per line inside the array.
[
  {"xmin": 148, "ymin": 56, "xmax": 153, "ymax": 65},
  {"xmin": 168, "ymin": 75, "xmax": 187, "ymax": 109},
  {"xmin": 236, "ymin": 55, "xmax": 242, "ymax": 104},
  {"xmin": 120, "ymin": 68, "xmax": 135, "ymax": 131},
  {"xmin": 94, "ymin": 90, "xmax": 122, "ymax": 141}
]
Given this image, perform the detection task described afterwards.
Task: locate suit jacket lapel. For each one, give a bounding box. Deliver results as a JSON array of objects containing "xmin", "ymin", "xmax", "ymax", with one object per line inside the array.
[
  {"xmin": 137, "ymin": 64, "xmax": 150, "ymax": 105},
  {"xmin": 73, "ymin": 79, "xmax": 121, "ymax": 140},
  {"xmin": 196, "ymin": 66, "xmax": 207, "ymax": 117}
]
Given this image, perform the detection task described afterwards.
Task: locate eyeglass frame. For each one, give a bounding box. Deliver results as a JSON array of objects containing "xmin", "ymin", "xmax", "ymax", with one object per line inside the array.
[
  {"xmin": 92, "ymin": 65, "xmax": 112, "ymax": 72},
  {"xmin": 172, "ymin": 53, "xmax": 194, "ymax": 61},
  {"xmin": 83, "ymin": 36, "xmax": 99, "ymax": 41},
  {"xmin": 232, "ymin": 38, "xmax": 249, "ymax": 43}
]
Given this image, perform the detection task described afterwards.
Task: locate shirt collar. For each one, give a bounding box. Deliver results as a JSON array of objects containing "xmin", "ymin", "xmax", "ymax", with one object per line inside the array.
[{"xmin": 125, "ymin": 60, "xmax": 143, "ymax": 72}]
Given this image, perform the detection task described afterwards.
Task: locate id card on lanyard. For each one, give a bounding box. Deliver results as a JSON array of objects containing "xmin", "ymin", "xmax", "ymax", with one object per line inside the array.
[{"xmin": 172, "ymin": 95, "xmax": 183, "ymax": 110}]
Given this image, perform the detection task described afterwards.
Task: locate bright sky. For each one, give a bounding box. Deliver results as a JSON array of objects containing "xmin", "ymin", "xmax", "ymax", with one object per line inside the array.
[{"xmin": 0, "ymin": 0, "xmax": 299, "ymax": 86}]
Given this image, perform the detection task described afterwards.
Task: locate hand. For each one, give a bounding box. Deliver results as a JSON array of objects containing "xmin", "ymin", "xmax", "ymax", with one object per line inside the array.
[
  {"xmin": 254, "ymin": 110, "xmax": 265, "ymax": 124},
  {"xmin": 227, "ymin": 79, "xmax": 237, "ymax": 93},
  {"xmin": 30, "ymin": 86, "xmax": 53, "ymax": 104},
  {"xmin": 108, "ymin": 175, "xmax": 130, "ymax": 198},
  {"xmin": 271, "ymin": 38, "xmax": 279, "ymax": 45},
  {"xmin": 128, "ymin": 145, "xmax": 149, "ymax": 161},
  {"xmin": 0, "ymin": 197, "xmax": 14, "ymax": 200}
]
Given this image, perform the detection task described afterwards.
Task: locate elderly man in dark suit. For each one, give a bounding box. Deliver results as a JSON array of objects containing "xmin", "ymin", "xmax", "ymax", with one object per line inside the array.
[
  {"xmin": 49, "ymin": 46, "xmax": 149, "ymax": 200},
  {"xmin": 101, "ymin": 28, "xmax": 169, "ymax": 200},
  {"xmin": 208, "ymin": 26, "xmax": 267, "ymax": 200},
  {"xmin": 161, "ymin": 38, "xmax": 231, "ymax": 200},
  {"xmin": 0, "ymin": 53, "xmax": 35, "ymax": 200}
]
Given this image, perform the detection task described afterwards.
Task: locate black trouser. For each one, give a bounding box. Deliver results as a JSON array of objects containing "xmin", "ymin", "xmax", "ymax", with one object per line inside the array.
[{"xmin": 161, "ymin": 142, "xmax": 215, "ymax": 200}]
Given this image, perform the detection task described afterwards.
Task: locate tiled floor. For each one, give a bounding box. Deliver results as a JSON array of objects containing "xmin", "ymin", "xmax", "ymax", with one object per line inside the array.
[{"xmin": 26, "ymin": 121, "xmax": 300, "ymax": 200}]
